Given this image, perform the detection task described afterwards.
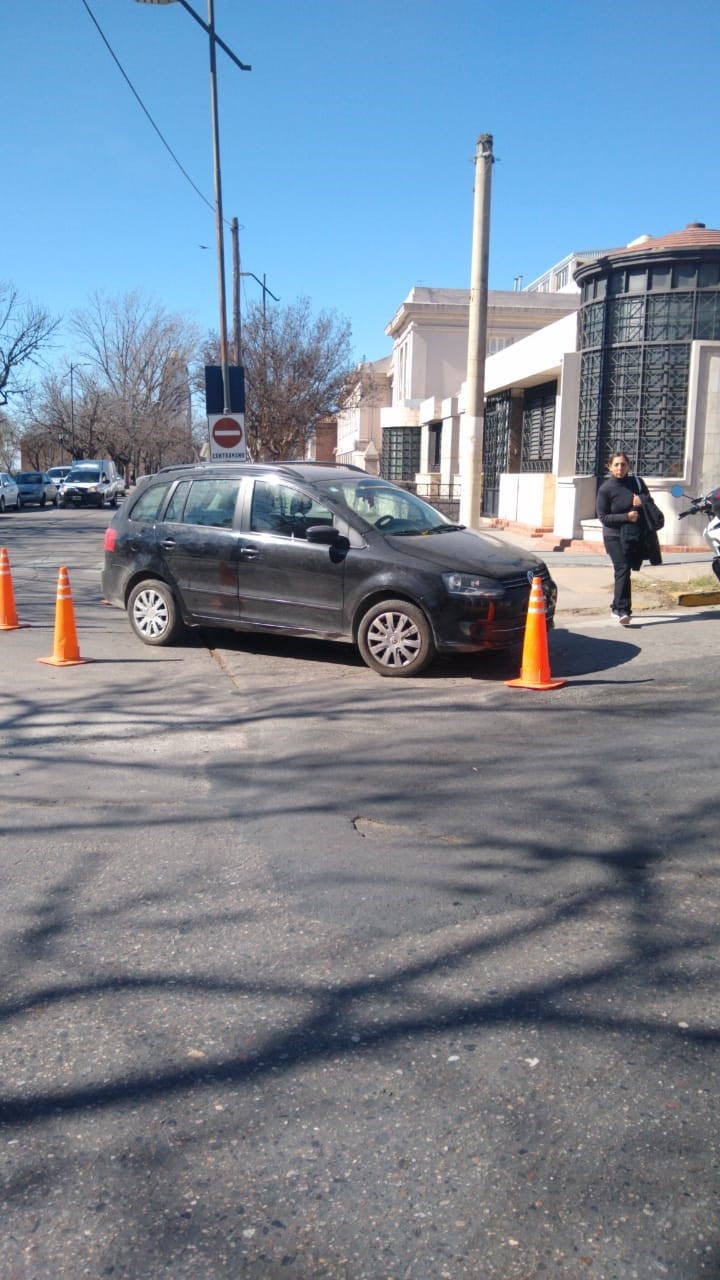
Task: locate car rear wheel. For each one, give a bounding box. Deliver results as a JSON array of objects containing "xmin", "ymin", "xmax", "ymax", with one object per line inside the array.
[
  {"xmin": 40, "ymin": 494, "xmax": 46, "ymax": 507},
  {"xmin": 358, "ymin": 598, "xmax": 435, "ymax": 677},
  {"xmin": 0, "ymin": 497, "xmax": 4, "ymax": 513},
  {"xmin": 127, "ymin": 579, "xmax": 182, "ymax": 646}
]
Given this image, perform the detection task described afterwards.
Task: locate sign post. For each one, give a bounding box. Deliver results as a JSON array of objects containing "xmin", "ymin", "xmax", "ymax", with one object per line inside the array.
[{"xmin": 208, "ymin": 414, "xmax": 247, "ymax": 462}]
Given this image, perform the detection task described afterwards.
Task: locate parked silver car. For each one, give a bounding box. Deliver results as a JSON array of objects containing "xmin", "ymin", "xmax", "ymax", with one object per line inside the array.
[
  {"xmin": 0, "ymin": 472, "xmax": 21, "ymax": 512},
  {"xmin": 47, "ymin": 465, "xmax": 72, "ymax": 486},
  {"xmin": 14, "ymin": 472, "xmax": 58, "ymax": 507}
]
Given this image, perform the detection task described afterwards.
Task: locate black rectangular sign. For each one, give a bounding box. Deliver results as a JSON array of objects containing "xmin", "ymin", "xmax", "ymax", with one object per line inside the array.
[{"xmin": 204, "ymin": 365, "xmax": 246, "ymax": 415}]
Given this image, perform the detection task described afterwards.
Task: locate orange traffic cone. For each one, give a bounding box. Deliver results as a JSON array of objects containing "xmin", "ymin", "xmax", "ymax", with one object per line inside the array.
[
  {"xmin": 37, "ymin": 567, "xmax": 89, "ymax": 666},
  {"xmin": 0, "ymin": 547, "xmax": 28, "ymax": 630},
  {"xmin": 506, "ymin": 575, "xmax": 565, "ymax": 691}
]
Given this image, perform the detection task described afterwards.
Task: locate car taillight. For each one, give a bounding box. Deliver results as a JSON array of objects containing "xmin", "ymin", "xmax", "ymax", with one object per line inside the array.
[{"xmin": 104, "ymin": 527, "xmax": 118, "ymax": 552}]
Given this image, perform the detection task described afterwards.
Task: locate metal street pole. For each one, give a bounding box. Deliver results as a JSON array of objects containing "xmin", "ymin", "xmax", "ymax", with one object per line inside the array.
[
  {"xmin": 68, "ymin": 362, "xmax": 90, "ymax": 457},
  {"xmin": 135, "ymin": 0, "xmax": 251, "ymax": 412},
  {"xmin": 231, "ymin": 216, "xmax": 241, "ymax": 365},
  {"xmin": 69, "ymin": 363, "xmax": 76, "ymax": 456},
  {"xmin": 459, "ymin": 133, "xmax": 494, "ymax": 529},
  {"xmin": 207, "ymin": 0, "xmax": 231, "ymax": 412}
]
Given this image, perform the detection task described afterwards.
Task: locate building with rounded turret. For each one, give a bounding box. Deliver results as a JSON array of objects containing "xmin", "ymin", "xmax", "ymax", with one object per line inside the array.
[{"xmin": 347, "ymin": 223, "xmax": 720, "ymax": 546}]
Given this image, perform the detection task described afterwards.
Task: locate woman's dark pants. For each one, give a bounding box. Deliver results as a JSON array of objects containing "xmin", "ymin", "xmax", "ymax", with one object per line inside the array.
[{"xmin": 604, "ymin": 536, "xmax": 631, "ymax": 615}]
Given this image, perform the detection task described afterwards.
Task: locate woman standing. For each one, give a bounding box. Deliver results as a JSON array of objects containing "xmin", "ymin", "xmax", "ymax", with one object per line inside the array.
[{"xmin": 596, "ymin": 451, "xmax": 647, "ymax": 625}]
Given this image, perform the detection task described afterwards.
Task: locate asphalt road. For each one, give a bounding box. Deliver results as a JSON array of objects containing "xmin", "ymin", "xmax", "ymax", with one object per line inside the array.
[{"xmin": 1, "ymin": 506, "xmax": 719, "ymax": 1280}]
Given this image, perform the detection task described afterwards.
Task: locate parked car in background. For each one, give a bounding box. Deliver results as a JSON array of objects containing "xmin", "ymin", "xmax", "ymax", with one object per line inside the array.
[
  {"xmin": 0, "ymin": 472, "xmax": 21, "ymax": 512},
  {"xmin": 14, "ymin": 471, "xmax": 58, "ymax": 507},
  {"xmin": 47, "ymin": 465, "xmax": 72, "ymax": 486},
  {"xmin": 58, "ymin": 460, "xmax": 123, "ymax": 508},
  {"xmin": 101, "ymin": 461, "xmax": 557, "ymax": 677}
]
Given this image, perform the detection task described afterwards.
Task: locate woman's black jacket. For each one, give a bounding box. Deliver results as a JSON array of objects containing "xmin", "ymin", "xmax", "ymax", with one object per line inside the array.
[{"xmin": 596, "ymin": 474, "xmax": 662, "ymax": 566}]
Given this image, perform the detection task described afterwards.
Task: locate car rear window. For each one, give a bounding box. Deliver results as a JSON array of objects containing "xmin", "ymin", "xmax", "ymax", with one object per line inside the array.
[
  {"xmin": 128, "ymin": 482, "xmax": 174, "ymax": 523},
  {"xmin": 168, "ymin": 478, "xmax": 240, "ymax": 528}
]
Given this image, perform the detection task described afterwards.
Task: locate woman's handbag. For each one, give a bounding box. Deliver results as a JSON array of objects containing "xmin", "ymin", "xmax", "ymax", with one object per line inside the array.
[{"xmin": 635, "ymin": 477, "xmax": 665, "ymax": 531}]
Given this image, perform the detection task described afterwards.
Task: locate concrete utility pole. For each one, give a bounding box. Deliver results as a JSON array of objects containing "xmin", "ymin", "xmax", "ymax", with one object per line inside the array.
[{"xmin": 459, "ymin": 133, "xmax": 494, "ymax": 529}]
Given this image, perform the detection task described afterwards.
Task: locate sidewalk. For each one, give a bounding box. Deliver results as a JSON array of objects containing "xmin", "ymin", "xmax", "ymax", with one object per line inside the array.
[{"xmin": 478, "ymin": 523, "xmax": 716, "ymax": 620}]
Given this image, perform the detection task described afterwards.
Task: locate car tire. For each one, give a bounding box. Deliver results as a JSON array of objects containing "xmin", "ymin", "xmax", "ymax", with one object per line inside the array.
[
  {"xmin": 109, "ymin": 494, "xmax": 117, "ymax": 508},
  {"xmin": 357, "ymin": 598, "xmax": 435, "ymax": 677},
  {"xmin": 40, "ymin": 494, "xmax": 46, "ymax": 507},
  {"xmin": 127, "ymin": 579, "xmax": 182, "ymax": 647},
  {"xmin": 0, "ymin": 497, "xmax": 4, "ymax": 513}
]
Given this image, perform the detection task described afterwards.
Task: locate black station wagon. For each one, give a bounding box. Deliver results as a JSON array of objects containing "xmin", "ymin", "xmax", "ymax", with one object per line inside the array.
[{"xmin": 101, "ymin": 462, "xmax": 557, "ymax": 677}]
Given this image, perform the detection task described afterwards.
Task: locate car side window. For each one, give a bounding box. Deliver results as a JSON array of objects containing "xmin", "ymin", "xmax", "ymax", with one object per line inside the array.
[
  {"xmin": 250, "ymin": 481, "xmax": 334, "ymax": 539},
  {"xmin": 177, "ymin": 478, "xmax": 240, "ymax": 528},
  {"xmin": 129, "ymin": 483, "xmax": 174, "ymax": 523},
  {"xmin": 164, "ymin": 480, "xmax": 192, "ymax": 523}
]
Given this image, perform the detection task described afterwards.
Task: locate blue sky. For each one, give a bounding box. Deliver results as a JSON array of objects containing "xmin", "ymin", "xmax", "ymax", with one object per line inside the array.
[{"xmin": 5, "ymin": 0, "xmax": 720, "ymax": 378}]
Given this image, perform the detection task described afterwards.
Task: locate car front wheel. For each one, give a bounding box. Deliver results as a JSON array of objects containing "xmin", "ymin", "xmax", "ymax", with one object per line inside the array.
[
  {"xmin": 358, "ymin": 598, "xmax": 435, "ymax": 677},
  {"xmin": 0, "ymin": 497, "xmax": 4, "ymax": 513},
  {"xmin": 127, "ymin": 579, "xmax": 182, "ymax": 646}
]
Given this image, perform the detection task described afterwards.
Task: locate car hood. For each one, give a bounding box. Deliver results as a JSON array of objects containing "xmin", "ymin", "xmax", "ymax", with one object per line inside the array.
[{"xmin": 382, "ymin": 527, "xmax": 546, "ymax": 578}]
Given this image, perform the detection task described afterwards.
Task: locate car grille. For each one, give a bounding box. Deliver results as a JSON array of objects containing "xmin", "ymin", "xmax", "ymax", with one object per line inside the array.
[{"xmin": 498, "ymin": 566, "xmax": 551, "ymax": 591}]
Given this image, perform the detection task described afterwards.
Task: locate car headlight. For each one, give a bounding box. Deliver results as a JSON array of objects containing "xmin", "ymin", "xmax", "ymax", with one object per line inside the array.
[{"xmin": 442, "ymin": 572, "xmax": 504, "ymax": 598}]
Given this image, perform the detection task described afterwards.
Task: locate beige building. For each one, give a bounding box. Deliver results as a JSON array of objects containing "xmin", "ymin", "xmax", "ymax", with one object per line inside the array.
[{"xmin": 340, "ymin": 224, "xmax": 720, "ymax": 547}]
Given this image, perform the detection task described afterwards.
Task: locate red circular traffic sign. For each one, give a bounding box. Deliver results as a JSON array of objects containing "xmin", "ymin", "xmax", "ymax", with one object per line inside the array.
[{"xmin": 211, "ymin": 417, "xmax": 244, "ymax": 448}]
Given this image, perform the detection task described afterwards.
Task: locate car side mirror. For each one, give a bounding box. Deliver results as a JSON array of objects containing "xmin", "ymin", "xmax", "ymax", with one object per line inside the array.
[{"xmin": 306, "ymin": 525, "xmax": 340, "ymax": 545}]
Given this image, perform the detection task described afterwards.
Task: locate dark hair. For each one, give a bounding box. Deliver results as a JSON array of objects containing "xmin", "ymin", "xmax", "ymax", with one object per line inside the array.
[{"xmin": 608, "ymin": 451, "xmax": 631, "ymax": 466}]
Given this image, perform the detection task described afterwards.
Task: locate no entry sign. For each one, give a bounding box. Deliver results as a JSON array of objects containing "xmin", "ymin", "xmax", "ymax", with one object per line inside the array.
[{"xmin": 208, "ymin": 414, "xmax": 246, "ymax": 461}]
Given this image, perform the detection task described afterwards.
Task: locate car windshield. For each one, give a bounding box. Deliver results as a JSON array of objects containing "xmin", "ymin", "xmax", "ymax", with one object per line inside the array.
[
  {"xmin": 16, "ymin": 473, "xmax": 42, "ymax": 483},
  {"xmin": 68, "ymin": 469, "xmax": 100, "ymax": 483},
  {"xmin": 314, "ymin": 477, "xmax": 462, "ymax": 535}
]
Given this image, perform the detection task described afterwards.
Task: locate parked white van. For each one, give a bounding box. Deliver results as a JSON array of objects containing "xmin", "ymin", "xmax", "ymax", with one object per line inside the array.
[{"xmin": 58, "ymin": 460, "xmax": 124, "ymax": 508}]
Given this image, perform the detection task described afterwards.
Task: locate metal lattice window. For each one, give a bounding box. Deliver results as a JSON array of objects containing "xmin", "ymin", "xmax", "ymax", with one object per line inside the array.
[
  {"xmin": 604, "ymin": 348, "xmax": 642, "ymax": 438},
  {"xmin": 575, "ymin": 265, "xmax": 720, "ymax": 476},
  {"xmin": 645, "ymin": 293, "xmax": 694, "ymax": 342},
  {"xmin": 579, "ymin": 301, "xmax": 604, "ymax": 348},
  {"xmin": 696, "ymin": 292, "xmax": 720, "ymax": 339},
  {"xmin": 576, "ymin": 351, "xmax": 603, "ymax": 474},
  {"xmin": 607, "ymin": 296, "xmax": 645, "ymax": 344},
  {"xmin": 381, "ymin": 427, "xmax": 421, "ymax": 483},
  {"xmin": 482, "ymin": 391, "xmax": 512, "ymax": 517},
  {"xmin": 521, "ymin": 382, "xmax": 556, "ymax": 472}
]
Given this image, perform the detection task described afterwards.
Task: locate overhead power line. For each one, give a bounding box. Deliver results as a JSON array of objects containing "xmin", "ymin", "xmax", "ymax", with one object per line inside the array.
[{"xmin": 80, "ymin": 0, "xmax": 216, "ymax": 216}]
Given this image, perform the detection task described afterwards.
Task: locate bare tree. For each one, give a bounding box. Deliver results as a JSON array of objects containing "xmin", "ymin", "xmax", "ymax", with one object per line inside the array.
[
  {"xmin": 68, "ymin": 291, "xmax": 202, "ymax": 473},
  {"xmin": 205, "ymin": 297, "xmax": 353, "ymax": 461},
  {"xmin": 0, "ymin": 283, "xmax": 59, "ymax": 407}
]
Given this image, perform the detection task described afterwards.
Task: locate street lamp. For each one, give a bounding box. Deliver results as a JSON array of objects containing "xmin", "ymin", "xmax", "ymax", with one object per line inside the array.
[{"xmin": 135, "ymin": 0, "xmax": 251, "ymax": 414}]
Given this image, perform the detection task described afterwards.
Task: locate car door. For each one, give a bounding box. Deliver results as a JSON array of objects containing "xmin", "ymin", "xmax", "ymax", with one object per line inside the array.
[
  {"xmin": 155, "ymin": 476, "xmax": 243, "ymax": 622},
  {"xmin": 237, "ymin": 478, "xmax": 348, "ymax": 635}
]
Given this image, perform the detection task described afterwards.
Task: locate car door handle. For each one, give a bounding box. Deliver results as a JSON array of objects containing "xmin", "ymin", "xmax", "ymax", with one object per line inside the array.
[
  {"xmin": 160, "ymin": 539, "xmax": 176, "ymax": 550},
  {"xmin": 239, "ymin": 545, "xmax": 260, "ymax": 560}
]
